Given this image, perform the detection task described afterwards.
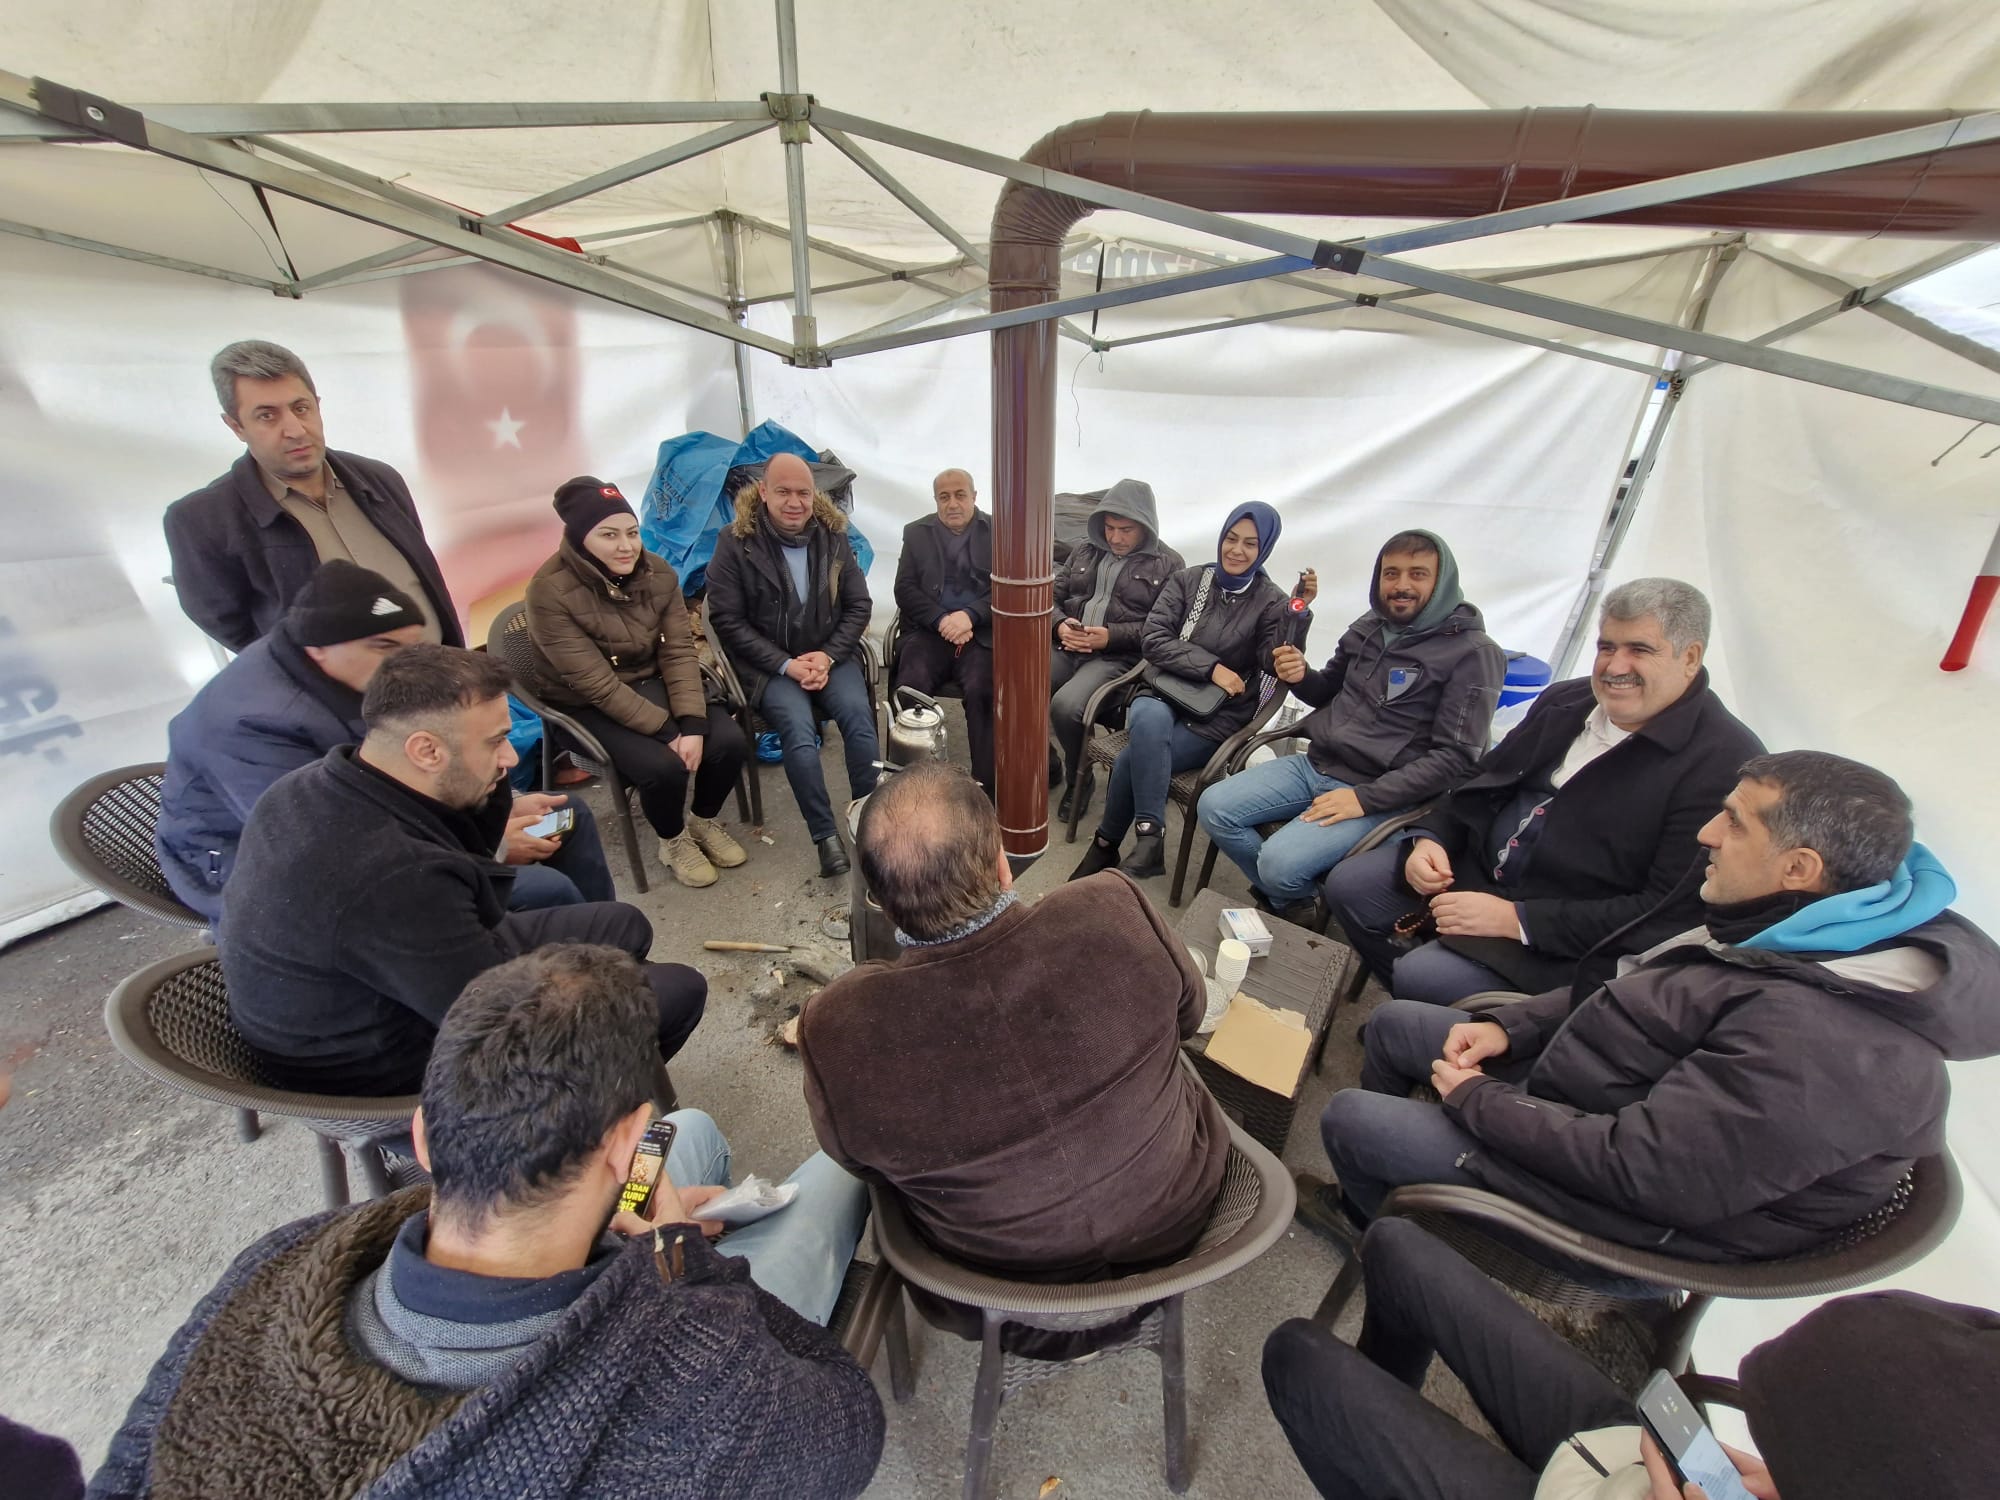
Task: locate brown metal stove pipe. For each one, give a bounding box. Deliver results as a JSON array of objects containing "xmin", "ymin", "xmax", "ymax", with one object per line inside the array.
[{"xmin": 987, "ymin": 106, "xmax": 2000, "ymax": 863}]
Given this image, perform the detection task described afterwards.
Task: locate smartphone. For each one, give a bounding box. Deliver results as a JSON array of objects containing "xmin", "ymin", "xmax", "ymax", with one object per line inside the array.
[
  {"xmin": 618, "ymin": 1117, "xmax": 678, "ymax": 1219},
  {"xmin": 526, "ymin": 807, "xmax": 576, "ymax": 839},
  {"xmin": 1635, "ymin": 1370, "xmax": 1756, "ymax": 1500}
]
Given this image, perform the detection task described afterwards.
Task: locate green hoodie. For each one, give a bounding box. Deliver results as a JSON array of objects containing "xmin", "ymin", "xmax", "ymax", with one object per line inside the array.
[{"xmin": 1372, "ymin": 527, "xmax": 1465, "ymax": 644}]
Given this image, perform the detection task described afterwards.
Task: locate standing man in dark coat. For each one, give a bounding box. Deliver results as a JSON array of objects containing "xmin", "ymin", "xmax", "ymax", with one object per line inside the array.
[
  {"xmin": 1047, "ymin": 479, "xmax": 1184, "ymax": 822},
  {"xmin": 1301, "ymin": 751, "xmax": 2000, "ymax": 1264},
  {"xmin": 165, "ymin": 340, "xmax": 461, "ymax": 650},
  {"xmin": 705, "ymin": 453, "xmax": 879, "ymax": 876},
  {"xmin": 1323, "ymin": 577, "xmax": 1762, "ymax": 1004},
  {"xmin": 892, "ymin": 467, "xmax": 995, "ymax": 796},
  {"xmin": 1198, "ymin": 528, "xmax": 1504, "ymax": 924}
]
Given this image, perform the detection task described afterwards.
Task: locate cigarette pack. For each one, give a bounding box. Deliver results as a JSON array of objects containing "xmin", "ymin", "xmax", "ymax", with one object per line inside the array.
[{"xmin": 1217, "ymin": 906, "xmax": 1273, "ymax": 957}]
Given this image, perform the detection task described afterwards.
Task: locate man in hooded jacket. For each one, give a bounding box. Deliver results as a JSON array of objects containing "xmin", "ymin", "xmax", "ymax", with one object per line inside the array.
[
  {"xmin": 1047, "ymin": 479, "xmax": 1185, "ymax": 822},
  {"xmin": 1197, "ymin": 529, "xmax": 1504, "ymax": 922},
  {"xmin": 1299, "ymin": 750, "xmax": 2000, "ymax": 1263}
]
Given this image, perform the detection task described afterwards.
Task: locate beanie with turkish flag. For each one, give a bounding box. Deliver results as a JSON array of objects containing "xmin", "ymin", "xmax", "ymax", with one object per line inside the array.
[{"xmin": 554, "ymin": 475, "xmax": 637, "ymax": 553}]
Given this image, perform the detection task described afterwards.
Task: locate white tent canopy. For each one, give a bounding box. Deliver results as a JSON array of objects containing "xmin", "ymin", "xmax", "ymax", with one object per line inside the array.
[{"xmin": 4, "ymin": 0, "xmax": 1998, "ymax": 1387}]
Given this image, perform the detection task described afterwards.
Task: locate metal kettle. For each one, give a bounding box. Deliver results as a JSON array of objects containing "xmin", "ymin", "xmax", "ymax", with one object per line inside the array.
[{"xmin": 884, "ymin": 685, "xmax": 947, "ymax": 767}]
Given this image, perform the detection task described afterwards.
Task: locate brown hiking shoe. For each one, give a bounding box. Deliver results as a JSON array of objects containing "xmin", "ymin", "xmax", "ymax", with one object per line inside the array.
[
  {"xmin": 685, "ymin": 814, "xmax": 747, "ymax": 868},
  {"xmin": 660, "ymin": 832, "xmax": 718, "ymax": 887}
]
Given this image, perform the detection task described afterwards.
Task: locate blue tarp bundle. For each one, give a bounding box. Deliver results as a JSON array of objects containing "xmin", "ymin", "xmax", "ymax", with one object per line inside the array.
[{"xmin": 639, "ymin": 419, "xmax": 874, "ymax": 595}]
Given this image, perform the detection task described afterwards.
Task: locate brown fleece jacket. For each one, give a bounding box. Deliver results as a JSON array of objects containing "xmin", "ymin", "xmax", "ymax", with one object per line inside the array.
[{"xmin": 800, "ymin": 872, "xmax": 1228, "ymax": 1280}]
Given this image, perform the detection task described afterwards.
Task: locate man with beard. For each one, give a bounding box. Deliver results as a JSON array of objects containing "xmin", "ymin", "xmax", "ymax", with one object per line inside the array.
[
  {"xmin": 1197, "ymin": 530, "xmax": 1504, "ymax": 926},
  {"xmin": 893, "ymin": 468, "xmax": 995, "ymax": 796},
  {"xmin": 1322, "ymin": 577, "xmax": 1762, "ymax": 1005},
  {"xmin": 158, "ymin": 561, "xmax": 612, "ymax": 924},
  {"xmin": 221, "ymin": 645, "xmax": 705, "ymax": 1096}
]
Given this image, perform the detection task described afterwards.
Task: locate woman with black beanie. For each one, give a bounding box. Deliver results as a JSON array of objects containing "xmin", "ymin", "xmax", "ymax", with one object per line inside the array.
[{"xmin": 524, "ymin": 476, "xmax": 750, "ymax": 887}]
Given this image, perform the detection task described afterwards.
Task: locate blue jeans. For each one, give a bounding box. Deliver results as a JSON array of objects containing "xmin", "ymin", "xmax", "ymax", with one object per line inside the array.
[
  {"xmin": 759, "ymin": 659, "xmax": 880, "ymax": 843},
  {"xmin": 1097, "ymin": 694, "xmax": 1214, "ymax": 843},
  {"xmin": 507, "ymin": 799, "xmax": 616, "ymax": 909},
  {"xmin": 1197, "ymin": 754, "xmax": 1394, "ymax": 904},
  {"xmin": 661, "ymin": 1109, "xmax": 869, "ymax": 1326},
  {"xmin": 1320, "ymin": 1001, "xmax": 1482, "ymax": 1218}
]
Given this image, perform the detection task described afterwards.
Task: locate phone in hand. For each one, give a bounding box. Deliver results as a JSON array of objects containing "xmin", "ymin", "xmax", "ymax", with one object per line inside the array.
[
  {"xmin": 1635, "ymin": 1370, "xmax": 1756, "ymax": 1500},
  {"xmin": 525, "ymin": 807, "xmax": 576, "ymax": 840},
  {"xmin": 619, "ymin": 1117, "xmax": 679, "ymax": 1219}
]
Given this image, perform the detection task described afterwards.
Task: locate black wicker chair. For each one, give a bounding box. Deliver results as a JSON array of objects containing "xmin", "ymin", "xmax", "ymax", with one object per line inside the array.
[
  {"xmin": 53, "ymin": 763, "xmax": 263, "ymax": 1143},
  {"xmin": 865, "ymin": 1113, "xmax": 1294, "ymax": 1499},
  {"xmin": 1312, "ymin": 1153, "xmax": 1962, "ymax": 1380},
  {"xmin": 50, "ymin": 763, "xmax": 207, "ymax": 931},
  {"xmin": 1063, "ymin": 664, "xmax": 1291, "ymax": 906},
  {"xmin": 105, "ymin": 947, "xmax": 419, "ymax": 1209}
]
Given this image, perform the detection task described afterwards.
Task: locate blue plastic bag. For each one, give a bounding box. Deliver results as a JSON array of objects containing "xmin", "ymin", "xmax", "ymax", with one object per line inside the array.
[{"xmin": 639, "ymin": 419, "xmax": 873, "ymax": 594}]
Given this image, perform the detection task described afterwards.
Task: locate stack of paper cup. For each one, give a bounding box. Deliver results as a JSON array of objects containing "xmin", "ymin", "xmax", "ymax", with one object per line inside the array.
[{"xmin": 1214, "ymin": 938, "xmax": 1252, "ymax": 994}]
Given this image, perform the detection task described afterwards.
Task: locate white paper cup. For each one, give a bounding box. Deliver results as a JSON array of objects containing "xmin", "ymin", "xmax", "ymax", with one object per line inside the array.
[{"xmin": 1214, "ymin": 938, "xmax": 1252, "ymax": 994}]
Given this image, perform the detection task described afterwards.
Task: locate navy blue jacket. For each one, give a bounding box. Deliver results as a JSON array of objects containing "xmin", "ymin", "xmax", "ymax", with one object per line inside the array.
[
  {"xmin": 156, "ymin": 623, "xmax": 365, "ymax": 922},
  {"xmin": 164, "ymin": 450, "xmax": 461, "ymax": 651}
]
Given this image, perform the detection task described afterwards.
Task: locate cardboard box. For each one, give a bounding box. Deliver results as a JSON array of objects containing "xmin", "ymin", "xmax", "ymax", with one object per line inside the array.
[
  {"xmin": 1202, "ymin": 992, "xmax": 1311, "ymax": 1096},
  {"xmin": 1217, "ymin": 906, "xmax": 1273, "ymax": 957}
]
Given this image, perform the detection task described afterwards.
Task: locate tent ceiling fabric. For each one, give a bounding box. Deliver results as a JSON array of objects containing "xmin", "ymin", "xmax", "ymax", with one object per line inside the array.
[{"xmin": 6, "ymin": 1, "xmax": 2000, "ymax": 298}]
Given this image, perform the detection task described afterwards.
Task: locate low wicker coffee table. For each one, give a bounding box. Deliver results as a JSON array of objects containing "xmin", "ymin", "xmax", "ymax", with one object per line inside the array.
[{"xmin": 1177, "ymin": 888, "xmax": 1347, "ymax": 1153}]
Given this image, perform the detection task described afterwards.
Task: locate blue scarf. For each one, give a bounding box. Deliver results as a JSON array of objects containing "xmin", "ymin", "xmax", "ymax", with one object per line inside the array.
[
  {"xmin": 1214, "ymin": 501, "xmax": 1282, "ymax": 594},
  {"xmin": 1737, "ymin": 844, "xmax": 1956, "ymax": 954}
]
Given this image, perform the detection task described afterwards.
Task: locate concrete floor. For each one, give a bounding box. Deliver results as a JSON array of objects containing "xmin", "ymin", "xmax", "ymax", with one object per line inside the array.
[{"xmin": 0, "ymin": 721, "xmax": 1417, "ymax": 1498}]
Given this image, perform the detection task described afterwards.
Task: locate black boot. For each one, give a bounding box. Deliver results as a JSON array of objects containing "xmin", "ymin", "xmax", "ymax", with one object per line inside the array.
[
  {"xmin": 1121, "ymin": 820, "xmax": 1166, "ymax": 878},
  {"xmin": 816, "ymin": 835, "xmax": 850, "ymax": 877},
  {"xmin": 1068, "ymin": 833, "xmax": 1120, "ymax": 881},
  {"xmin": 1056, "ymin": 767, "xmax": 1095, "ymax": 825}
]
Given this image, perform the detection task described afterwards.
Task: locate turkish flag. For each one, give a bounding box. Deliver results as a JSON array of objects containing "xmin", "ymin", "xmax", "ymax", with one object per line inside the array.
[{"xmin": 401, "ymin": 264, "xmax": 589, "ymax": 608}]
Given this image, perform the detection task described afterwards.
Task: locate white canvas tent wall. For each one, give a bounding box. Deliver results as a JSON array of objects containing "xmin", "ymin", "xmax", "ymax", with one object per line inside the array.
[{"xmin": 3, "ymin": 0, "xmax": 1997, "ymax": 1391}]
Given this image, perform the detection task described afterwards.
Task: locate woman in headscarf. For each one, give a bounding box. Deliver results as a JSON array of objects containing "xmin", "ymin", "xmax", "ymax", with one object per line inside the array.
[
  {"xmin": 525, "ymin": 476, "xmax": 751, "ymax": 888},
  {"xmin": 1071, "ymin": 501, "xmax": 1292, "ymax": 880}
]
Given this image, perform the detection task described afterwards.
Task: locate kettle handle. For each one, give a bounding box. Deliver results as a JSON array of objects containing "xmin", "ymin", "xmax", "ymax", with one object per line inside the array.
[{"xmin": 893, "ymin": 685, "xmax": 942, "ymax": 715}]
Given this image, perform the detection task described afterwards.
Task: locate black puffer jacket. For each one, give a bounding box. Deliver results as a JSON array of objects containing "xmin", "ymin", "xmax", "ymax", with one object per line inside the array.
[
  {"xmin": 1446, "ymin": 911, "xmax": 2000, "ymax": 1259},
  {"xmin": 705, "ymin": 487, "xmax": 872, "ymax": 701},
  {"xmin": 1139, "ymin": 565, "xmax": 1288, "ymax": 743}
]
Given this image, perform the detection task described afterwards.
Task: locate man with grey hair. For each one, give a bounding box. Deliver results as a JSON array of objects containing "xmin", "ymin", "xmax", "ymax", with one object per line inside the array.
[
  {"xmin": 165, "ymin": 339, "xmax": 460, "ymax": 650},
  {"xmin": 1300, "ymin": 749, "xmax": 2000, "ymax": 1263},
  {"xmin": 1323, "ymin": 576, "xmax": 1761, "ymax": 1005},
  {"xmin": 892, "ymin": 467, "xmax": 995, "ymax": 796},
  {"xmin": 801, "ymin": 761, "xmax": 1227, "ymax": 1332}
]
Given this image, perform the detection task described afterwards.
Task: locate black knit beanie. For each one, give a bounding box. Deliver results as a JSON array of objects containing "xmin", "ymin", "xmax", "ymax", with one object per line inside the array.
[
  {"xmin": 555, "ymin": 475, "xmax": 637, "ymax": 552},
  {"xmin": 285, "ymin": 560, "xmax": 425, "ymax": 646},
  {"xmin": 1740, "ymin": 1289, "xmax": 2000, "ymax": 1499}
]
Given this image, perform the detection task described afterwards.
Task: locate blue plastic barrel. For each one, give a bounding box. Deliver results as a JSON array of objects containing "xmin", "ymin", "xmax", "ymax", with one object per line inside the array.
[{"xmin": 1498, "ymin": 653, "xmax": 1552, "ymax": 708}]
